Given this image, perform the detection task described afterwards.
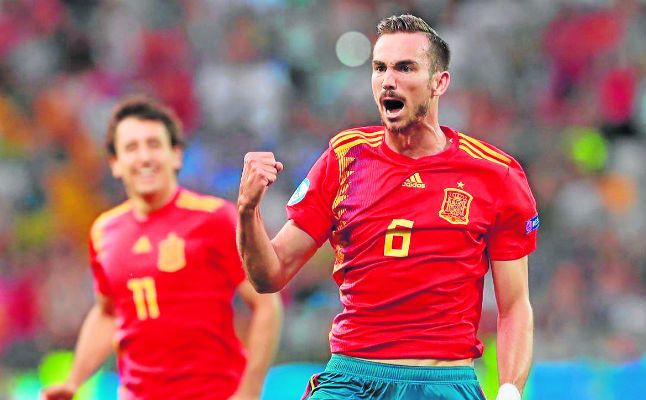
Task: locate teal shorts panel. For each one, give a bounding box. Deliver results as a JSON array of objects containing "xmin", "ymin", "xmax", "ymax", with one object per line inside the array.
[{"xmin": 302, "ymin": 354, "xmax": 485, "ymax": 400}]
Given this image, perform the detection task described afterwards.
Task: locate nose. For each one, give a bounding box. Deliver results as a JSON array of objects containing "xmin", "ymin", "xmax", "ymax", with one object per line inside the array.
[
  {"xmin": 382, "ymin": 69, "xmax": 396, "ymax": 91},
  {"xmin": 135, "ymin": 145, "xmax": 154, "ymax": 164}
]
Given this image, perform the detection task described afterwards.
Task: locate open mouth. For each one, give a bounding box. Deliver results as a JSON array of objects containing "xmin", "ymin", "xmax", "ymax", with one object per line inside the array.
[
  {"xmin": 136, "ymin": 166, "xmax": 156, "ymax": 176},
  {"xmin": 134, "ymin": 166, "xmax": 159, "ymax": 183},
  {"xmin": 383, "ymin": 99, "xmax": 405, "ymax": 117}
]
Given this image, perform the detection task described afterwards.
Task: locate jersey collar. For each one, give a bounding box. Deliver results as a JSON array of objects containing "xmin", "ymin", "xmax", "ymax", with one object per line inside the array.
[{"xmin": 379, "ymin": 125, "xmax": 458, "ymax": 165}]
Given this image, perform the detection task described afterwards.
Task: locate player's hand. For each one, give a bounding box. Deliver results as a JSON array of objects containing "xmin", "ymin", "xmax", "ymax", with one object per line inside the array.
[
  {"xmin": 238, "ymin": 152, "xmax": 284, "ymax": 212},
  {"xmin": 40, "ymin": 383, "xmax": 77, "ymax": 400},
  {"xmin": 495, "ymin": 383, "xmax": 521, "ymax": 400}
]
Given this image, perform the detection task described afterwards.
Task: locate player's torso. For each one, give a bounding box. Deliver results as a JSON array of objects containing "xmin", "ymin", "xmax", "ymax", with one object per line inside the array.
[
  {"xmin": 92, "ymin": 191, "xmax": 245, "ymax": 395},
  {"xmin": 326, "ymin": 128, "xmax": 510, "ymax": 358},
  {"xmin": 98, "ymin": 204, "xmax": 228, "ymax": 324},
  {"xmin": 330, "ymin": 133, "xmax": 503, "ymax": 283}
]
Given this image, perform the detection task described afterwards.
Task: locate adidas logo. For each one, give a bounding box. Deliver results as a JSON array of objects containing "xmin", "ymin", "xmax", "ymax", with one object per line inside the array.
[
  {"xmin": 402, "ymin": 173, "xmax": 426, "ymax": 188},
  {"xmin": 132, "ymin": 235, "xmax": 152, "ymax": 254}
]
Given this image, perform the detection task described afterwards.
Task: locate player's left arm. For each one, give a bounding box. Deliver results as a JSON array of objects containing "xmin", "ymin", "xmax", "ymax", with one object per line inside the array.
[
  {"xmin": 491, "ymin": 255, "xmax": 533, "ymax": 399},
  {"xmin": 229, "ymin": 279, "xmax": 283, "ymax": 400}
]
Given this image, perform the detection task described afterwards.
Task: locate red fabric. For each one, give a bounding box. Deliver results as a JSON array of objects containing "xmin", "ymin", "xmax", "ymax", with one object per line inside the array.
[
  {"xmin": 544, "ymin": 9, "xmax": 622, "ymax": 68},
  {"xmin": 599, "ymin": 67, "xmax": 637, "ymax": 123},
  {"xmin": 89, "ymin": 188, "xmax": 245, "ymax": 399},
  {"xmin": 137, "ymin": 29, "xmax": 199, "ymax": 132},
  {"xmin": 287, "ymin": 126, "xmax": 538, "ymax": 360},
  {"xmin": 285, "ymin": 150, "xmax": 339, "ymax": 247}
]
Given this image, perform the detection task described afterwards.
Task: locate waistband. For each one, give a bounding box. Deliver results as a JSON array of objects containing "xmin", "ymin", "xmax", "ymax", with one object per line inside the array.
[{"xmin": 325, "ymin": 354, "xmax": 479, "ymax": 382}]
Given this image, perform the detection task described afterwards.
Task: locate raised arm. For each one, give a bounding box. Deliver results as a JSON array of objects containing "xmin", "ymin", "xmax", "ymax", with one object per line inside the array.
[
  {"xmin": 41, "ymin": 294, "xmax": 117, "ymax": 400},
  {"xmin": 237, "ymin": 152, "xmax": 319, "ymax": 293},
  {"xmin": 491, "ymin": 256, "xmax": 533, "ymax": 400}
]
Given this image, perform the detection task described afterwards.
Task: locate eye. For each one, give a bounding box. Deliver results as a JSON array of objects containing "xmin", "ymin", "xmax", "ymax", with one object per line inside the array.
[
  {"xmin": 373, "ymin": 64, "xmax": 386, "ymax": 72},
  {"xmin": 124, "ymin": 142, "xmax": 137, "ymax": 152}
]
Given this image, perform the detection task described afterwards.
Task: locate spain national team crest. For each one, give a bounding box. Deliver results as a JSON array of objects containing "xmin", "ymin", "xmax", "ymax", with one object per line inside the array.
[
  {"xmin": 158, "ymin": 232, "xmax": 186, "ymax": 272},
  {"xmin": 439, "ymin": 187, "xmax": 473, "ymax": 225}
]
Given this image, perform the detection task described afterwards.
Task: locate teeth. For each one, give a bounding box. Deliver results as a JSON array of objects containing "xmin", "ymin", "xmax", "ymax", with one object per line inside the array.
[{"xmin": 138, "ymin": 167, "xmax": 155, "ymax": 176}]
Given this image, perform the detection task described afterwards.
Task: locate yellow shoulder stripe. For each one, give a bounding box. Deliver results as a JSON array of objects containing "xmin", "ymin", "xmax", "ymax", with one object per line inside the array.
[
  {"xmin": 458, "ymin": 144, "xmax": 482, "ymax": 160},
  {"xmin": 331, "ymin": 129, "xmax": 384, "ymax": 148},
  {"xmin": 333, "ymin": 133, "xmax": 383, "ymax": 148},
  {"xmin": 329, "ymin": 129, "xmax": 384, "ymax": 226},
  {"xmin": 458, "ymin": 133, "xmax": 511, "ymax": 164},
  {"xmin": 91, "ymin": 201, "xmax": 131, "ymax": 252},
  {"xmin": 176, "ymin": 191, "xmax": 225, "ymax": 213},
  {"xmin": 458, "ymin": 144, "xmax": 509, "ymax": 167},
  {"xmin": 334, "ymin": 137, "xmax": 382, "ymax": 157}
]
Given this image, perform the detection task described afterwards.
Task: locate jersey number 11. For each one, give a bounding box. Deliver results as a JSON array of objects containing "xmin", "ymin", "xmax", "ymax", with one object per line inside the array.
[{"xmin": 127, "ymin": 277, "xmax": 160, "ymax": 320}]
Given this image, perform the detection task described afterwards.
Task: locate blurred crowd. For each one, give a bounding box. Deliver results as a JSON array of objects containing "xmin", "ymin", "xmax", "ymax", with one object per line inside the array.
[{"xmin": 1, "ymin": 0, "xmax": 645, "ymax": 380}]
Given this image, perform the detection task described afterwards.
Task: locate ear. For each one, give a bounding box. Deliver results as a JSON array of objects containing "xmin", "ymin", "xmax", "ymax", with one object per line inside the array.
[
  {"xmin": 431, "ymin": 71, "xmax": 451, "ymax": 97},
  {"xmin": 109, "ymin": 155, "xmax": 121, "ymax": 178},
  {"xmin": 172, "ymin": 146, "xmax": 183, "ymax": 172}
]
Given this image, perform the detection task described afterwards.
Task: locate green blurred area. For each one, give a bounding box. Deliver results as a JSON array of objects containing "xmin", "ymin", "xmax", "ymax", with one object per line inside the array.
[{"xmin": 563, "ymin": 126, "xmax": 608, "ymax": 173}]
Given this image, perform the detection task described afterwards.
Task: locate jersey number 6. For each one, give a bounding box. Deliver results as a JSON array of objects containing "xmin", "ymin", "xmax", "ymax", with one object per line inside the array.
[{"xmin": 384, "ymin": 219, "xmax": 414, "ymax": 257}]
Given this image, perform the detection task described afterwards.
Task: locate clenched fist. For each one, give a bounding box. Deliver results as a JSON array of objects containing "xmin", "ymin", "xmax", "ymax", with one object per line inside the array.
[{"xmin": 238, "ymin": 152, "xmax": 284, "ymax": 212}]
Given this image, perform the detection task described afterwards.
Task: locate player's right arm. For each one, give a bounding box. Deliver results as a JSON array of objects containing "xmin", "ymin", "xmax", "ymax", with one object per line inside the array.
[
  {"xmin": 41, "ymin": 294, "xmax": 117, "ymax": 400},
  {"xmin": 237, "ymin": 152, "xmax": 319, "ymax": 293}
]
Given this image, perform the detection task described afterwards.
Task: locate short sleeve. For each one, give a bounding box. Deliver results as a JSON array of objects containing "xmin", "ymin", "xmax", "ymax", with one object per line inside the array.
[
  {"xmin": 487, "ymin": 163, "xmax": 539, "ymax": 261},
  {"xmin": 286, "ymin": 148, "xmax": 339, "ymax": 247},
  {"xmin": 211, "ymin": 201, "xmax": 246, "ymax": 287},
  {"xmin": 88, "ymin": 234, "xmax": 111, "ymax": 296}
]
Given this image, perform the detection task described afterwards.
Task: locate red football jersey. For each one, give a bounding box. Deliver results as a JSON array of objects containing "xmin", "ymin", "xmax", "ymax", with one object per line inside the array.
[
  {"xmin": 89, "ymin": 188, "xmax": 246, "ymax": 399},
  {"xmin": 286, "ymin": 126, "xmax": 538, "ymax": 360}
]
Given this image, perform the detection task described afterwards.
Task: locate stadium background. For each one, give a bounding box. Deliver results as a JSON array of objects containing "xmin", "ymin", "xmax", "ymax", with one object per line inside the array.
[{"xmin": 0, "ymin": 0, "xmax": 645, "ymax": 398}]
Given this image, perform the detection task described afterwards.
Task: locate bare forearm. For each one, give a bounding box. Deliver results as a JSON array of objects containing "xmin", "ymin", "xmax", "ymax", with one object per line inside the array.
[
  {"xmin": 235, "ymin": 294, "xmax": 283, "ymax": 397},
  {"xmin": 67, "ymin": 305, "xmax": 117, "ymax": 388},
  {"xmin": 237, "ymin": 207, "xmax": 284, "ymax": 292},
  {"xmin": 496, "ymin": 299, "xmax": 533, "ymax": 392}
]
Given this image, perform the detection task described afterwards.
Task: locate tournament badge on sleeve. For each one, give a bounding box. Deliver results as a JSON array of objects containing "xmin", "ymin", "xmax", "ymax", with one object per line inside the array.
[
  {"xmin": 288, "ymin": 178, "xmax": 310, "ymax": 206},
  {"xmin": 438, "ymin": 182, "xmax": 473, "ymax": 225},
  {"xmin": 158, "ymin": 232, "xmax": 187, "ymax": 272}
]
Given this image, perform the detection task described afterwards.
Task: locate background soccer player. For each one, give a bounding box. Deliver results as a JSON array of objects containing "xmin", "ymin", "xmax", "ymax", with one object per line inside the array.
[
  {"xmin": 238, "ymin": 14, "xmax": 536, "ymax": 400},
  {"xmin": 42, "ymin": 96, "xmax": 282, "ymax": 400}
]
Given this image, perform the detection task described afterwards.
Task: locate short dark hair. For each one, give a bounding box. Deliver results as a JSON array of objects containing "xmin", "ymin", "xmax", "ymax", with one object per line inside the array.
[
  {"xmin": 376, "ymin": 14, "xmax": 450, "ymax": 73},
  {"xmin": 106, "ymin": 95, "xmax": 184, "ymax": 157}
]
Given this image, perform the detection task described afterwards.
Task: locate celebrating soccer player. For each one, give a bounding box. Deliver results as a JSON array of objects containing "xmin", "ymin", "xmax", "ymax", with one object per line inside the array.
[
  {"xmin": 42, "ymin": 96, "xmax": 282, "ymax": 400},
  {"xmin": 238, "ymin": 14, "xmax": 537, "ymax": 400}
]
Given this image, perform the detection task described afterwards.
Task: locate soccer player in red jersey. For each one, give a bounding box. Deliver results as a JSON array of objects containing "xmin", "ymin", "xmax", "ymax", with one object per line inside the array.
[
  {"xmin": 238, "ymin": 14, "xmax": 537, "ymax": 400},
  {"xmin": 42, "ymin": 97, "xmax": 282, "ymax": 400}
]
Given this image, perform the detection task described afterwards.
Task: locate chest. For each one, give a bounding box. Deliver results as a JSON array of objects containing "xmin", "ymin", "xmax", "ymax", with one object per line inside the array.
[
  {"xmin": 97, "ymin": 216, "xmax": 211, "ymax": 287},
  {"xmin": 333, "ymin": 161, "xmax": 499, "ymax": 239}
]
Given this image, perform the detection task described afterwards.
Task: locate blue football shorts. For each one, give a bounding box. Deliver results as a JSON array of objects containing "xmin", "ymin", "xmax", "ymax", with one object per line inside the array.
[{"xmin": 301, "ymin": 354, "xmax": 486, "ymax": 400}]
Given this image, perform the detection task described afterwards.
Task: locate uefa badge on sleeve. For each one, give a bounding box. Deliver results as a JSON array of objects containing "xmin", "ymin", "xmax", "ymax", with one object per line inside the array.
[
  {"xmin": 288, "ymin": 178, "xmax": 310, "ymax": 206},
  {"xmin": 525, "ymin": 215, "xmax": 540, "ymax": 234}
]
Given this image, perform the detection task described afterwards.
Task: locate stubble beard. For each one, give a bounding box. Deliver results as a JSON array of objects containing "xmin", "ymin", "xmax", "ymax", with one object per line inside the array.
[{"xmin": 383, "ymin": 101, "xmax": 430, "ymax": 135}]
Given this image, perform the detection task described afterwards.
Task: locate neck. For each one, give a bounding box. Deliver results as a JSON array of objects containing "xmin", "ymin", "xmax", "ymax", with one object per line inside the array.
[
  {"xmin": 385, "ymin": 119, "xmax": 447, "ymax": 159},
  {"xmin": 129, "ymin": 182, "xmax": 178, "ymax": 220}
]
